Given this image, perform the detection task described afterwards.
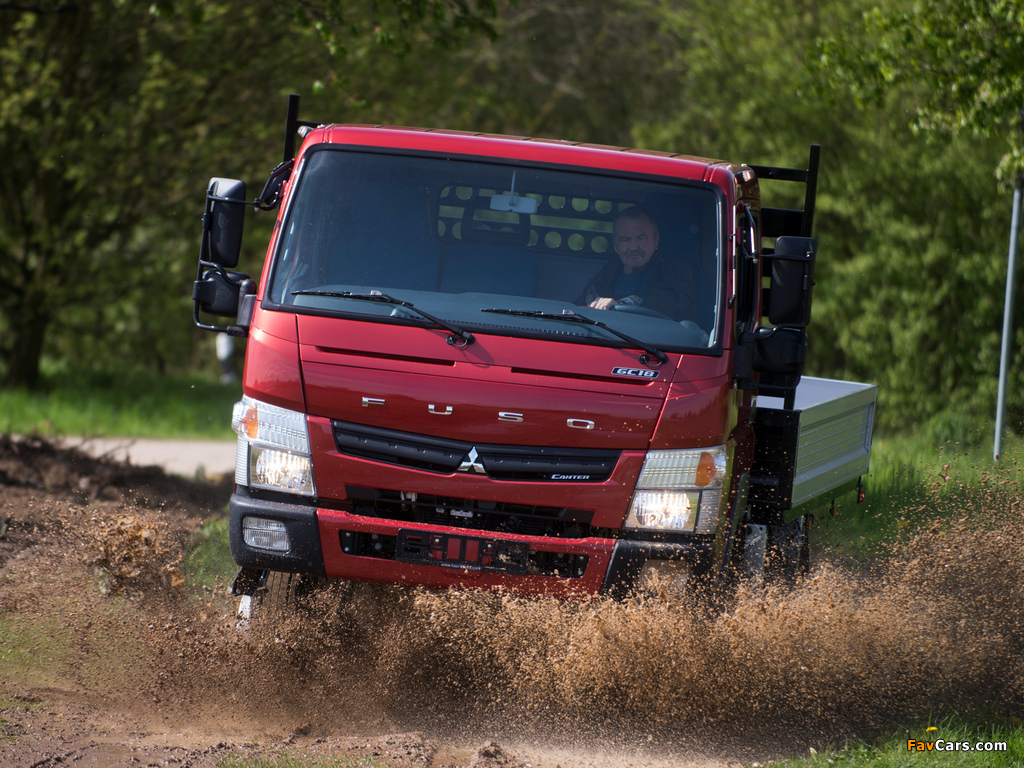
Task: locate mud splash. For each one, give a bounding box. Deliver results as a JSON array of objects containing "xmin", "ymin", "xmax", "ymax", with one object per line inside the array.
[
  {"xmin": 189, "ymin": 497, "xmax": 1024, "ymax": 755},
  {"xmin": 2, "ymin": 438, "xmax": 1022, "ymax": 764}
]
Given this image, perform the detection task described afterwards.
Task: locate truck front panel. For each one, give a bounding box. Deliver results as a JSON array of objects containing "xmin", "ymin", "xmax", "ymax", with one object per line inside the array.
[{"xmin": 228, "ymin": 129, "xmax": 748, "ymax": 597}]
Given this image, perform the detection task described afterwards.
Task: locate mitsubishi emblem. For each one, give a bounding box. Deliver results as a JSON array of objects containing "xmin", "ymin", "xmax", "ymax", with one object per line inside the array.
[{"xmin": 457, "ymin": 446, "xmax": 486, "ymax": 474}]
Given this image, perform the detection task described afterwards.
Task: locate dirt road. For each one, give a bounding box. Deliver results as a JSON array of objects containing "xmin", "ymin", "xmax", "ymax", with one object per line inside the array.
[
  {"xmin": 1, "ymin": 434, "xmax": 1022, "ymax": 767},
  {"xmin": 64, "ymin": 435, "xmax": 237, "ymax": 479}
]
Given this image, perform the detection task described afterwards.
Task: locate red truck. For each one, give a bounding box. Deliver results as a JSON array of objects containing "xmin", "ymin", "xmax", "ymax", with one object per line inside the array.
[{"xmin": 193, "ymin": 96, "xmax": 875, "ymax": 615}]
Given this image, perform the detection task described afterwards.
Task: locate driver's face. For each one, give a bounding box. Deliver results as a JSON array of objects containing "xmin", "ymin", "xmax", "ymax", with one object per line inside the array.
[{"xmin": 613, "ymin": 217, "xmax": 659, "ymax": 274}]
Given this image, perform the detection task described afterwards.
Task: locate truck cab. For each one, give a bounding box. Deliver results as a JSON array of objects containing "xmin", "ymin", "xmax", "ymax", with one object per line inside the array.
[{"xmin": 193, "ymin": 96, "xmax": 874, "ymax": 605}]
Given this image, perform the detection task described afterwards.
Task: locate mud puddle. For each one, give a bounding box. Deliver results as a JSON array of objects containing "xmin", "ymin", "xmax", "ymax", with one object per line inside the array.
[{"xmin": 0, "ymin": 435, "xmax": 1022, "ymax": 767}]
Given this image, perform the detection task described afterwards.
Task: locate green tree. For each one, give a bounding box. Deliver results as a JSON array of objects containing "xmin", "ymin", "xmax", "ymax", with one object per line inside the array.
[
  {"xmin": 815, "ymin": 0, "xmax": 1024, "ymax": 432},
  {"xmin": 308, "ymin": 0, "xmax": 1017, "ymax": 432},
  {"xmin": 0, "ymin": 2, "xmax": 284, "ymax": 387},
  {"xmin": 310, "ymin": 0, "xmax": 674, "ymax": 145},
  {"xmin": 818, "ymin": 0, "xmax": 1024, "ymax": 184},
  {"xmin": 631, "ymin": 0, "xmax": 1013, "ymax": 432},
  {"xmin": 0, "ymin": 0, "xmax": 501, "ymax": 390}
]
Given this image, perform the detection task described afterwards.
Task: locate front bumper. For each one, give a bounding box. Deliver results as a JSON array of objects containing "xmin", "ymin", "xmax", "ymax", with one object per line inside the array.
[
  {"xmin": 228, "ymin": 489, "xmax": 325, "ymax": 575},
  {"xmin": 229, "ymin": 488, "xmax": 717, "ymax": 598}
]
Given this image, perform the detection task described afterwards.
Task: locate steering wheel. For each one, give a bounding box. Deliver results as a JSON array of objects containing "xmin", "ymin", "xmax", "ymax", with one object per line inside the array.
[{"xmin": 611, "ymin": 303, "xmax": 672, "ymax": 321}]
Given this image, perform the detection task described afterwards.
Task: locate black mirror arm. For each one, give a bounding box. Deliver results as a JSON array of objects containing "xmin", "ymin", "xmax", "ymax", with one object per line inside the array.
[
  {"xmin": 254, "ymin": 159, "xmax": 294, "ymax": 211},
  {"xmin": 191, "ymin": 307, "xmax": 248, "ymax": 337}
]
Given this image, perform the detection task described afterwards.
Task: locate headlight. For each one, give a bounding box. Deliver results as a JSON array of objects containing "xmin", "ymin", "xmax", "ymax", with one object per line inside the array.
[
  {"xmin": 625, "ymin": 446, "xmax": 727, "ymax": 534},
  {"xmin": 232, "ymin": 396, "xmax": 316, "ymax": 496}
]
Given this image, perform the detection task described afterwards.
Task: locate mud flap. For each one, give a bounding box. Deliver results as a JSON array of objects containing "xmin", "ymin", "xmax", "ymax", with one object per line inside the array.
[{"xmin": 742, "ymin": 524, "xmax": 767, "ymax": 580}]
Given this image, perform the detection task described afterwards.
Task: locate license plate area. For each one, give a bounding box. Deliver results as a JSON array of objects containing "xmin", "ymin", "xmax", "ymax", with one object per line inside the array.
[{"xmin": 396, "ymin": 530, "xmax": 529, "ymax": 575}]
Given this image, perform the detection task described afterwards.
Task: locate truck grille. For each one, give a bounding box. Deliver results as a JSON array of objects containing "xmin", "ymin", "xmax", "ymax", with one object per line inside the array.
[
  {"xmin": 345, "ymin": 485, "xmax": 596, "ymax": 539},
  {"xmin": 332, "ymin": 421, "xmax": 619, "ymax": 482}
]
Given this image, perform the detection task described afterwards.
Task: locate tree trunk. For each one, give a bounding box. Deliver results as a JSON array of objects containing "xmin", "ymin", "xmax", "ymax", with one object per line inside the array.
[{"xmin": 4, "ymin": 303, "xmax": 50, "ymax": 390}]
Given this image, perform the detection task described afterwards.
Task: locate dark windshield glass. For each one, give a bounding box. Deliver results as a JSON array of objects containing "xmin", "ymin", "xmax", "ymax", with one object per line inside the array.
[{"xmin": 268, "ymin": 149, "xmax": 722, "ymax": 351}]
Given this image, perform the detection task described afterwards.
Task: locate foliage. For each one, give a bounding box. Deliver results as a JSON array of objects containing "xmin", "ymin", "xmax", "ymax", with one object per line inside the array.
[
  {"xmin": 307, "ymin": 0, "xmax": 666, "ymax": 146},
  {"xmin": 294, "ymin": 0, "xmax": 499, "ymax": 57},
  {"xmin": 818, "ymin": 0, "xmax": 1024, "ymax": 185},
  {"xmin": 0, "ymin": 2, "xmax": 296, "ymax": 386},
  {"xmin": 0, "ymin": 0, "xmax": 501, "ymax": 390},
  {"xmin": 2, "ymin": 0, "xmax": 1021, "ymax": 435}
]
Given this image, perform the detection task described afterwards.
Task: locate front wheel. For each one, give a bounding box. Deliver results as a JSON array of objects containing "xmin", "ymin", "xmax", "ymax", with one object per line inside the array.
[
  {"xmin": 241, "ymin": 570, "xmax": 324, "ymax": 631},
  {"xmin": 739, "ymin": 516, "xmax": 811, "ymax": 585}
]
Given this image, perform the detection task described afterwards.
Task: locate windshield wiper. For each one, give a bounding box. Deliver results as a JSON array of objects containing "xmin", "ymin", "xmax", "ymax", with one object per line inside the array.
[
  {"xmin": 481, "ymin": 308, "xmax": 668, "ymax": 367},
  {"xmin": 292, "ymin": 290, "xmax": 474, "ymax": 347}
]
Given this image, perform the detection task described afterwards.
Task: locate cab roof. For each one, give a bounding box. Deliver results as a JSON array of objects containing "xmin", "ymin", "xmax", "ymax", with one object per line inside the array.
[{"xmin": 299, "ymin": 124, "xmax": 741, "ymax": 186}]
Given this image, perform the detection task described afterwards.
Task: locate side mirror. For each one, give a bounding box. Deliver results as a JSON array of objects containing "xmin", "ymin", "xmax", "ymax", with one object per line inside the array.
[
  {"xmin": 753, "ymin": 326, "xmax": 806, "ymax": 374},
  {"xmin": 737, "ymin": 237, "xmax": 816, "ymax": 404},
  {"xmin": 765, "ymin": 236, "xmax": 815, "ymax": 326},
  {"xmin": 193, "ymin": 269, "xmax": 248, "ymax": 317},
  {"xmin": 200, "ymin": 178, "xmax": 247, "ymax": 268}
]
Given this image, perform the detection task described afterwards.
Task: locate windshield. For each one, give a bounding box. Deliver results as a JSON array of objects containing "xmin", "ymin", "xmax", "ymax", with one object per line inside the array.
[{"xmin": 268, "ymin": 148, "xmax": 722, "ymax": 351}]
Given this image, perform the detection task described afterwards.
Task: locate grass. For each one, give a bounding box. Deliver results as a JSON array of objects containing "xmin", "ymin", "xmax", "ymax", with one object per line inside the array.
[
  {"xmin": 0, "ymin": 367, "xmax": 241, "ymax": 440},
  {"xmin": 765, "ymin": 714, "xmax": 1024, "ymax": 767},
  {"xmin": 813, "ymin": 430, "xmax": 1024, "ymax": 561},
  {"xmin": 183, "ymin": 515, "xmax": 236, "ymax": 593}
]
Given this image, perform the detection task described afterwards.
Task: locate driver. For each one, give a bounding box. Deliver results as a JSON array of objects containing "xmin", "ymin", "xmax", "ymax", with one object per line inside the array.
[{"xmin": 578, "ymin": 206, "xmax": 694, "ymax": 321}]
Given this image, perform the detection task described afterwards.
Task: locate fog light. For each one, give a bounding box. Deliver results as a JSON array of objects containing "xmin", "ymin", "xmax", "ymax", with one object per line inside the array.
[
  {"xmin": 242, "ymin": 516, "xmax": 290, "ymax": 552},
  {"xmin": 639, "ymin": 560, "xmax": 692, "ymax": 595}
]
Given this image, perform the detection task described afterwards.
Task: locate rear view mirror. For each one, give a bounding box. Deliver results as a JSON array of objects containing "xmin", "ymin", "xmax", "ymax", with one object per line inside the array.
[
  {"xmin": 765, "ymin": 236, "xmax": 816, "ymax": 326},
  {"xmin": 200, "ymin": 178, "xmax": 247, "ymax": 268},
  {"xmin": 741, "ymin": 236, "xmax": 816, "ymax": 404},
  {"xmin": 489, "ymin": 170, "xmax": 539, "ymax": 214},
  {"xmin": 490, "ymin": 193, "xmax": 538, "ymax": 214}
]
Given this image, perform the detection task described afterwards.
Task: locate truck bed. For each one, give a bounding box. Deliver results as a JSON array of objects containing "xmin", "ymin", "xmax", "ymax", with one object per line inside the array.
[{"xmin": 752, "ymin": 377, "xmax": 877, "ymax": 511}]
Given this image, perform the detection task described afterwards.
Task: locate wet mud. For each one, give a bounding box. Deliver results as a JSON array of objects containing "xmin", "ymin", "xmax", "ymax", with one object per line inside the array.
[{"xmin": 0, "ymin": 434, "xmax": 1022, "ymax": 766}]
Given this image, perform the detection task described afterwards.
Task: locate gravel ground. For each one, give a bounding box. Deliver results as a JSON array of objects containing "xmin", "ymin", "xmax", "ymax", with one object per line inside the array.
[
  {"xmin": 3, "ymin": 434, "xmax": 1021, "ymax": 768},
  {"xmin": 0, "ymin": 435, "xmax": 743, "ymax": 768}
]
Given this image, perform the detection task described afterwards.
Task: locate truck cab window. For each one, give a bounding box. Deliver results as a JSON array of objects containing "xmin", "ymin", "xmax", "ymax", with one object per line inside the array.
[{"xmin": 267, "ymin": 149, "xmax": 722, "ymax": 353}]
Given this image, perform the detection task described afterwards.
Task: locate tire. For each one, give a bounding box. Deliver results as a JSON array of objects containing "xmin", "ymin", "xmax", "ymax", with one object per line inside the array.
[
  {"xmin": 249, "ymin": 570, "xmax": 323, "ymax": 628},
  {"xmin": 765, "ymin": 515, "xmax": 811, "ymax": 585}
]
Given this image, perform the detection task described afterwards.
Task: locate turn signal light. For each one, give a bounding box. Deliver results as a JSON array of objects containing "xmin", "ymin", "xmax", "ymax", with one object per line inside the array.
[
  {"xmin": 695, "ymin": 451, "xmax": 719, "ymax": 487},
  {"xmin": 232, "ymin": 401, "xmax": 259, "ymax": 439}
]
